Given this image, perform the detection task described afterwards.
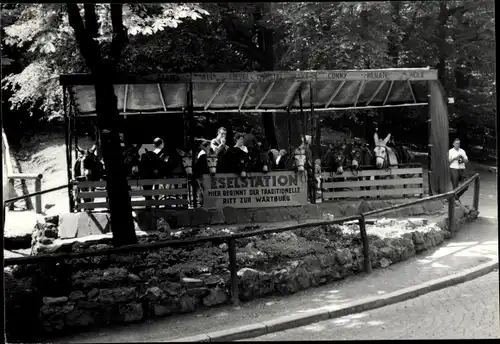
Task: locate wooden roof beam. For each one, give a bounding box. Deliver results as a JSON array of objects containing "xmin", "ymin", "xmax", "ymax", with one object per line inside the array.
[
  {"xmin": 325, "ymin": 81, "xmax": 346, "ymax": 108},
  {"xmin": 407, "ymin": 80, "xmax": 417, "ymax": 103},
  {"xmin": 204, "ymin": 83, "xmax": 225, "ymax": 110},
  {"xmin": 238, "ymin": 83, "xmax": 252, "ymax": 110},
  {"xmin": 255, "ymin": 81, "xmax": 276, "ymax": 110},
  {"xmin": 366, "ymin": 80, "xmax": 386, "ymax": 106},
  {"xmin": 353, "ymin": 81, "xmax": 366, "ymax": 107},
  {"xmin": 383, "ymin": 81, "xmax": 394, "ymax": 106}
]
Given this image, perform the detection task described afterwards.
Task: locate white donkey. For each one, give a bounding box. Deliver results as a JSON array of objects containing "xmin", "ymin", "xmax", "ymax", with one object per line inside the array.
[{"xmin": 372, "ymin": 131, "xmax": 400, "ymax": 191}]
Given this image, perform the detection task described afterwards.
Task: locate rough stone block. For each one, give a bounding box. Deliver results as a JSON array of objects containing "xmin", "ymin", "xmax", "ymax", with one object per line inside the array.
[
  {"xmin": 178, "ymin": 295, "xmax": 199, "ymax": 313},
  {"xmin": 252, "ymin": 209, "xmax": 269, "ymax": 223},
  {"xmin": 118, "ymin": 302, "xmax": 143, "ymax": 322},
  {"xmin": 342, "ymin": 203, "xmax": 358, "ymax": 217},
  {"xmin": 202, "ymin": 288, "xmax": 228, "ymax": 307},
  {"xmin": 279, "ymin": 207, "xmax": 293, "ymax": 221},
  {"xmin": 357, "ymin": 200, "xmax": 373, "ymax": 214},
  {"xmin": 335, "ymin": 249, "xmax": 353, "ymax": 266},
  {"xmin": 43, "ymin": 296, "xmax": 68, "ymax": 306},
  {"xmin": 424, "ymin": 200, "xmax": 445, "ymax": 214},
  {"xmin": 319, "ymin": 203, "xmax": 343, "ymax": 218},
  {"xmin": 410, "ymin": 203, "xmax": 426, "ymax": 216},
  {"xmin": 58, "ymin": 212, "xmax": 111, "ymax": 239},
  {"xmin": 181, "ymin": 277, "xmax": 204, "ymax": 288},
  {"xmin": 223, "ymin": 208, "xmax": 252, "ymax": 225},
  {"xmin": 305, "ymin": 204, "xmax": 322, "ymax": 219},
  {"xmin": 285, "ymin": 206, "xmax": 302, "ymax": 220},
  {"xmin": 208, "ymin": 209, "xmax": 225, "ymax": 225},
  {"xmin": 174, "ymin": 210, "xmax": 191, "ymax": 227},
  {"xmin": 65, "ymin": 308, "xmax": 95, "ymax": 328},
  {"xmin": 379, "ymin": 258, "xmax": 392, "ymax": 268},
  {"xmin": 412, "ymin": 231, "xmax": 424, "ymax": 245},
  {"xmin": 132, "ymin": 211, "xmax": 155, "ymax": 231},
  {"xmin": 44, "ymin": 215, "xmax": 59, "ymax": 226},
  {"xmin": 159, "ymin": 282, "xmax": 184, "ymax": 296}
]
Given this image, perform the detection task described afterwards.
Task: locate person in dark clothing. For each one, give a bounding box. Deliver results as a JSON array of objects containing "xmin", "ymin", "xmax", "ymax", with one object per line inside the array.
[{"xmin": 243, "ymin": 127, "xmax": 259, "ymax": 154}]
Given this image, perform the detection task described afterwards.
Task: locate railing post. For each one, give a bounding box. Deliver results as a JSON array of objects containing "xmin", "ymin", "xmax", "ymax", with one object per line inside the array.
[
  {"xmin": 35, "ymin": 176, "xmax": 42, "ymax": 214},
  {"xmin": 448, "ymin": 195, "xmax": 456, "ymax": 237},
  {"xmin": 473, "ymin": 176, "xmax": 480, "ymax": 211},
  {"xmin": 7, "ymin": 179, "xmax": 15, "ymax": 211},
  {"xmin": 228, "ymin": 238, "xmax": 240, "ymax": 305},
  {"xmin": 358, "ymin": 215, "xmax": 372, "ymax": 273}
]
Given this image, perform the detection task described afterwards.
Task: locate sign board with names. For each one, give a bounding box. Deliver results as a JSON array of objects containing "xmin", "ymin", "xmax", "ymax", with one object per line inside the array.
[{"xmin": 202, "ymin": 171, "xmax": 308, "ymax": 209}]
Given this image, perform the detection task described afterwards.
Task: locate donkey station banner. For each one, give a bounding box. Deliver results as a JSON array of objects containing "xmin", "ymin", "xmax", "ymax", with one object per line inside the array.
[{"xmin": 202, "ymin": 171, "xmax": 308, "ymax": 209}]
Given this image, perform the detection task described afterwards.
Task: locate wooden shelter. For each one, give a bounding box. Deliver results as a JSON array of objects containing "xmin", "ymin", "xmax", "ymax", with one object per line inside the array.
[{"xmin": 60, "ymin": 68, "xmax": 451, "ymax": 210}]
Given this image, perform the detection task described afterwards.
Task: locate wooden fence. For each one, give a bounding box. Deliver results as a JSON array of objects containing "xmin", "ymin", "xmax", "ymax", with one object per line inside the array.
[
  {"xmin": 321, "ymin": 165, "xmax": 424, "ymax": 201},
  {"xmin": 75, "ymin": 178, "xmax": 190, "ymax": 210},
  {"xmin": 2, "ymin": 129, "xmax": 44, "ymax": 214}
]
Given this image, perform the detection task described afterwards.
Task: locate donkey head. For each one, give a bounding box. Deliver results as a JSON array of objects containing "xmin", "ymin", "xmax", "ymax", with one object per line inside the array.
[
  {"xmin": 176, "ymin": 148, "xmax": 193, "ymax": 176},
  {"xmin": 293, "ymin": 148, "xmax": 306, "ymax": 173},
  {"xmin": 373, "ymin": 132, "xmax": 391, "ymax": 169}
]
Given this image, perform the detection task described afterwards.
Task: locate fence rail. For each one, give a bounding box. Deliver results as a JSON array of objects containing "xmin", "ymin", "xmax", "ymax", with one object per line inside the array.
[
  {"xmin": 2, "ymin": 129, "xmax": 44, "ymax": 214},
  {"xmin": 4, "ymin": 172, "xmax": 480, "ymax": 306},
  {"xmin": 321, "ymin": 165, "xmax": 424, "ymax": 200},
  {"xmin": 74, "ymin": 178, "xmax": 189, "ymax": 210}
]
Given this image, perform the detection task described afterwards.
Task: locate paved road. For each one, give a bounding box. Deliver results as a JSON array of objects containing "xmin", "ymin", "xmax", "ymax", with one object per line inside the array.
[
  {"xmin": 45, "ymin": 166, "xmax": 498, "ymax": 343},
  {"xmin": 251, "ymin": 271, "xmax": 500, "ymax": 340}
]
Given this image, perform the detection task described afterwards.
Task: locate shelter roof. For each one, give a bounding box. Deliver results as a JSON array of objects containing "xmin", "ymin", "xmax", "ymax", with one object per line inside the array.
[{"xmin": 60, "ymin": 68, "xmax": 438, "ymax": 117}]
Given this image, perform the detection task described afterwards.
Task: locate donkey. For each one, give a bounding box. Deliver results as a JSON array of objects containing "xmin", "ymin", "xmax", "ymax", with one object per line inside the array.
[
  {"xmin": 139, "ymin": 148, "xmax": 169, "ymax": 208},
  {"xmin": 372, "ymin": 132, "xmax": 401, "ymax": 194},
  {"xmin": 73, "ymin": 143, "xmax": 104, "ymax": 207}
]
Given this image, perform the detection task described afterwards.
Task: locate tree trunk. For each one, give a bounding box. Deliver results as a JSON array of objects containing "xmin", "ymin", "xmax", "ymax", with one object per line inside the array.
[
  {"xmin": 387, "ymin": 2, "xmax": 401, "ymax": 66},
  {"xmin": 67, "ymin": 4, "xmax": 136, "ymax": 246},
  {"xmin": 94, "ymin": 81, "xmax": 137, "ymax": 246},
  {"xmin": 254, "ymin": 3, "xmax": 279, "ymax": 149},
  {"xmin": 436, "ymin": 2, "xmax": 449, "ymax": 84}
]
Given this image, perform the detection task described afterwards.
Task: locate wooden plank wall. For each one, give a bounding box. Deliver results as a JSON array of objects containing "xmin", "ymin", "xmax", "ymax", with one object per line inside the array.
[
  {"xmin": 321, "ymin": 166, "xmax": 424, "ymax": 201},
  {"xmin": 75, "ymin": 178, "xmax": 189, "ymax": 210}
]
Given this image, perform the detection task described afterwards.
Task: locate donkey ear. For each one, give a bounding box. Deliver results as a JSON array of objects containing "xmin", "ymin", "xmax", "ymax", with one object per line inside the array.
[
  {"xmin": 89, "ymin": 144, "xmax": 97, "ymax": 154},
  {"xmin": 176, "ymin": 148, "xmax": 185, "ymax": 157},
  {"xmin": 383, "ymin": 133, "xmax": 391, "ymax": 145},
  {"xmin": 374, "ymin": 132, "xmax": 379, "ymax": 146}
]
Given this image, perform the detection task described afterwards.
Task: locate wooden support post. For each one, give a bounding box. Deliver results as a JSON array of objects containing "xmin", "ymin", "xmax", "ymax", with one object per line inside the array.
[
  {"xmin": 35, "ymin": 177, "xmax": 42, "ymax": 214},
  {"xmin": 8, "ymin": 179, "xmax": 15, "ymax": 211},
  {"xmin": 188, "ymin": 81, "xmax": 197, "ymax": 208},
  {"xmin": 473, "ymin": 176, "xmax": 480, "ymax": 210},
  {"xmin": 358, "ymin": 215, "xmax": 372, "ymax": 273},
  {"xmin": 448, "ymin": 195, "xmax": 456, "ymax": 237},
  {"xmin": 228, "ymin": 238, "xmax": 240, "ymax": 305}
]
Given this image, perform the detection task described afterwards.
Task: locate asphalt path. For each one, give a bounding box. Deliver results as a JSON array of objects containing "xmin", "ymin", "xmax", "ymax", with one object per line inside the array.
[{"xmin": 249, "ymin": 271, "xmax": 500, "ymax": 340}]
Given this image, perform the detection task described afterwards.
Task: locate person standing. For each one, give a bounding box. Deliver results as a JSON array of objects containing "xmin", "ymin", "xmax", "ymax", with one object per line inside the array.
[
  {"xmin": 210, "ymin": 127, "xmax": 227, "ymax": 155},
  {"xmin": 449, "ymin": 138, "xmax": 469, "ymax": 201},
  {"xmin": 243, "ymin": 127, "xmax": 259, "ymax": 155}
]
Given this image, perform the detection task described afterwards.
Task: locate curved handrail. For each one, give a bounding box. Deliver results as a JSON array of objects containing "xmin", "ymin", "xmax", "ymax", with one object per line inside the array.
[{"xmin": 4, "ymin": 174, "xmax": 481, "ymax": 273}]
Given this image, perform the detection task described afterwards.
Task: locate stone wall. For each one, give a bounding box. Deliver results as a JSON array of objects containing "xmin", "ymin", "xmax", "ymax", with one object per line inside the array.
[
  {"xmin": 5, "ymin": 203, "xmax": 477, "ymax": 342},
  {"xmin": 131, "ymin": 198, "xmax": 447, "ymax": 230}
]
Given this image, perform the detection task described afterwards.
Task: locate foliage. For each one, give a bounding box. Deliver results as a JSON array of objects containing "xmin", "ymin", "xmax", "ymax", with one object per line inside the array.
[
  {"xmin": 2, "ymin": 1, "xmax": 495, "ymax": 144},
  {"xmin": 1, "ymin": 3, "xmax": 208, "ymax": 119}
]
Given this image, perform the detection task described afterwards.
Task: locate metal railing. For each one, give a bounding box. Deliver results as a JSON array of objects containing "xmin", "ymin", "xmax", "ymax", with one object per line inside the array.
[
  {"xmin": 4, "ymin": 173, "xmax": 480, "ymax": 305},
  {"xmin": 2, "ymin": 129, "xmax": 44, "ymax": 214}
]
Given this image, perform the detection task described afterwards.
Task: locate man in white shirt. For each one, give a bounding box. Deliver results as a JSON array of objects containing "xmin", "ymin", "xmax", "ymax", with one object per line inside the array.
[
  {"xmin": 210, "ymin": 127, "xmax": 227, "ymax": 155},
  {"xmin": 448, "ymin": 138, "xmax": 468, "ymax": 194}
]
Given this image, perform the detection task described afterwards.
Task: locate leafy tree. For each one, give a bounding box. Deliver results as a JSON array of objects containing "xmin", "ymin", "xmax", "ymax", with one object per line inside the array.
[{"xmin": 3, "ymin": 3, "xmax": 208, "ymax": 246}]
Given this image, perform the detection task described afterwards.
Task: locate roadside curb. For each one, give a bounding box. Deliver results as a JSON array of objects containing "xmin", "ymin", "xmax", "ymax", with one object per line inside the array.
[{"xmin": 172, "ymin": 260, "xmax": 498, "ymax": 342}]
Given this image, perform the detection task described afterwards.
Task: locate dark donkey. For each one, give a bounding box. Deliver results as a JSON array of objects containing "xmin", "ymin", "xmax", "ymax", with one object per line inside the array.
[
  {"xmin": 73, "ymin": 143, "xmax": 104, "ymax": 207},
  {"xmin": 139, "ymin": 148, "xmax": 169, "ymax": 207},
  {"xmin": 161, "ymin": 148, "xmax": 194, "ymax": 207},
  {"xmin": 344, "ymin": 139, "xmax": 374, "ymax": 196}
]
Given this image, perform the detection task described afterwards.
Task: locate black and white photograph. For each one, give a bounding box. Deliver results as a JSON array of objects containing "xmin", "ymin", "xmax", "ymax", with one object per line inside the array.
[{"xmin": 2, "ymin": 2, "xmax": 497, "ymax": 342}]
